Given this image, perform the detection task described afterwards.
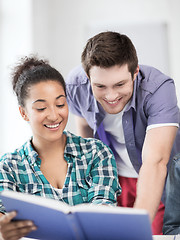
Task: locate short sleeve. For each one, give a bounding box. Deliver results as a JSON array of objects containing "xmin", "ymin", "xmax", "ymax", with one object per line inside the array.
[
  {"xmin": 66, "ymin": 84, "xmax": 84, "ymax": 117},
  {"xmin": 66, "ymin": 66, "xmax": 90, "ymax": 118},
  {"xmin": 145, "ymin": 79, "xmax": 179, "ymax": 126}
]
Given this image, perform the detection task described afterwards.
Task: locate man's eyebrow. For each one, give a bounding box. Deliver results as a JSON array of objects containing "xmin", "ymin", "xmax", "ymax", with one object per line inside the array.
[
  {"xmin": 114, "ymin": 80, "xmax": 126, "ymax": 85},
  {"xmin": 32, "ymin": 95, "xmax": 66, "ymax": 104},
  {"xmin": 93, "ymin": 80, "xmax": 125, "ymax": 86},
  {"xmin": 93, "ymin": 82, "xmax": 105, "ymax": 86}
]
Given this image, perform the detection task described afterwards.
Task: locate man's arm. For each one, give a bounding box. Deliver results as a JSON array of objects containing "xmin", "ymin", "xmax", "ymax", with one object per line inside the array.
[
  {"xmin": 75, "ymin": 115, "xmax": 94, "ymax": 138},
  {"xmin": 133, "ymin": 126, "xmax": 178, "ymax": 222}
]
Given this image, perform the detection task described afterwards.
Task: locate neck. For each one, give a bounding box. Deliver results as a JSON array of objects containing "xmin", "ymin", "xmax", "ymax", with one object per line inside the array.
[{"xmin": 32, "ymin": 134, "xmax": 66, "ymax": 161}]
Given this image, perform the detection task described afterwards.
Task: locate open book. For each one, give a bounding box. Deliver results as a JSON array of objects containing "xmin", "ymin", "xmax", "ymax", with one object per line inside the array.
[{"xmin": 0, "ymin": 190, "xmax": 153, "ymax": 240}]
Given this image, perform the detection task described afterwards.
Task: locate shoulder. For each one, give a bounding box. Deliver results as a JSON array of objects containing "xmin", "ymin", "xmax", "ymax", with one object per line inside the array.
[
  {"xmin": 0, "ymin": 140, "xmax": 32, "ymax": 166},
  {"xmin": 0, "ymin": 149, "xmax": 21, "ymax": 172},
  {"xmin": 66, "ymin": 65, "xmax": 88, "ymax": 86},
  {"xmin": 0, "ymin": 148, "xmax": 21, "ymax": 164},
  {"xmin": 66, "ymin": 65, "xmax": 92, "ymax": 105},
  {"xmin": 139, "ymin": 65, "xmax": 170, "ymax": 80},
  {"xmin": 138, "ymin": 65, "xmax": 174, "ymax": 93},
  {"xmin": 65, "ymin": 131, "xmax": 113, "ymax": 157}
]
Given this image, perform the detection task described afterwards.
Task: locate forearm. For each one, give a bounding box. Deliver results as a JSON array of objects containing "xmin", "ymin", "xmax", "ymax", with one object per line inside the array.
[
  {"xmin": 78, "ymin": 125, "xmax": 93, "ymax": 138},
  {"xmin": 134, "ymin": 160, "xmax": 167, "ymax": 222},
  {"xmin": 135, "ymin": 126, "xmax": 178, "ymax": 222},
  {"xmin": 75, "ymin": 116, "xmax": 93, "ymax": 138}
]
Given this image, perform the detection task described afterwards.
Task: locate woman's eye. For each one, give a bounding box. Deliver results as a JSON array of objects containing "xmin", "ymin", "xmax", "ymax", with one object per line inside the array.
[
  {"xmin": 57, "ymin": 104, "xmax": 65, "ymax": 108},
  {"xmin": 37, "ymin": 108, "xmax": 46, "ymax": 111}
]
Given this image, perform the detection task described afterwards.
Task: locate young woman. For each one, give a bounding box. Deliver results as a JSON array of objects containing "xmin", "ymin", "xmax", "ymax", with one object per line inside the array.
[{"xmin": 0, "ymin": 56, "xmax": 121, "ymax": 240}]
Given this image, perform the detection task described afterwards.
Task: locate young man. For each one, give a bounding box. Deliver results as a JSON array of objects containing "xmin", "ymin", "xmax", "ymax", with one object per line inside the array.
[{"xmin": 66, "ymin": 31, "xmax": 180, "ymax": 234}]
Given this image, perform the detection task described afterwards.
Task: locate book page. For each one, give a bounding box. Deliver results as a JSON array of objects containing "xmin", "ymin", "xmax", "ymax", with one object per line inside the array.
[
  {"xmin": 1, "ymin": 190, "xmax": 70, "ymax": 214},
  {"xmin": 1, "ymin": 190, "xmax": 148, "ymax": 216},
  {"xmin": 71, "ymin": 203, "xmax": 148, "ymax": 215}
]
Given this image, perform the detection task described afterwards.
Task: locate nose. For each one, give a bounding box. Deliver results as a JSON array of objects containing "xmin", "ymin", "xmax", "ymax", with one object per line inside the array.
[
  {"xmin": 47, "ymin": 107, "xmax": 59, "ymax": 121},
  {"xmin": 104, "ymin": 89, "xmax": 119, "ymax": 101}
]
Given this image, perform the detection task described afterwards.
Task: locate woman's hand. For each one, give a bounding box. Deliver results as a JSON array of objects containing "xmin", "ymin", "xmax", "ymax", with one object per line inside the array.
[{"xmin": 0, "ymin": 211, "xmax": 37, "ymax": 240}]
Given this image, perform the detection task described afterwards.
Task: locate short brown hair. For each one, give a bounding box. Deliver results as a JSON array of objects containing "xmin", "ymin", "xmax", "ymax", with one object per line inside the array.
[{"xmin": 81, "ymin": 31, "xmax": 138, "ymax": 78}]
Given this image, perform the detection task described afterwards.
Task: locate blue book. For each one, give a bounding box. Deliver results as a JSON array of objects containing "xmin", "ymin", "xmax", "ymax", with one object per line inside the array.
[{"xmin": 0, "ymin": 190, "xmax": 153, "ymax": 240}]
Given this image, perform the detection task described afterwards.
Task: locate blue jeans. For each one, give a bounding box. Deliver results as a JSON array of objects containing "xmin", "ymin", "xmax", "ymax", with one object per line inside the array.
[{"xmin": 163, "ymin": 153, "xmax": 180, "ymax": 235}]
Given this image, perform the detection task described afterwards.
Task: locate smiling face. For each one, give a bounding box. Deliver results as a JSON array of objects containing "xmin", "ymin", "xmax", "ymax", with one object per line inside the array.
[
  {"xmin": 89, "ymin": 64, "xmax": 139, "ymax": 114},
  {"xmin": 19, "ymin": 80, "xmax": 68, "ymax": 145}
]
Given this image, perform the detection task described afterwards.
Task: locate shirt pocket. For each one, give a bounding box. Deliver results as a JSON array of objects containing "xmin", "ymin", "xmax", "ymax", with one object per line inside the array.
[
  {"xmin": 18, "ymin": 183, "xmax": 42, "ymax": 195},
  {"xmin": 76, "ymin": 175, "xmax": 92, "ymax": 201}
]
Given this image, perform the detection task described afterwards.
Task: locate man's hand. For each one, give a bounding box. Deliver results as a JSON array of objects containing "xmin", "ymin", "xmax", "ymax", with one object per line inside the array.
[{"xmin": 0, "ymin": 211, "xmax": 37, "ymax": 240}]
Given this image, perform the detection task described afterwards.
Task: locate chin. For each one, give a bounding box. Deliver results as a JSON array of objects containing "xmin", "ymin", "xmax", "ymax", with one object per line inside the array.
[
  {"xmin": 108, "ymin": 110, "xmax": 122, "ymax": 114},
  {"xmin": 103, "ymin": 106, "xmax": 124, "ymax": 114}
]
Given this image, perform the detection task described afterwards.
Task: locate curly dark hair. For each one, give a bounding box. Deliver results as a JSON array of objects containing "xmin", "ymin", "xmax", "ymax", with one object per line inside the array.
[{"xmin": 12, "ymin": 55, "xmax": 66, "ymax": 107}]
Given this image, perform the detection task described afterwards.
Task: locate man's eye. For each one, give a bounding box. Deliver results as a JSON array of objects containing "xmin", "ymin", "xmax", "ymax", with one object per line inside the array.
[
  {"xmin": 97, "ymin": 85, "xmax": 105, "ymax": 88},
  {"xmin": 116, "ymin": 83, "xmax": 124, "ymax": 87}
]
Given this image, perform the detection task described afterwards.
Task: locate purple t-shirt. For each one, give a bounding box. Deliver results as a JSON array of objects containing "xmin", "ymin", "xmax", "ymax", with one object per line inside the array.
[{"xmin": 66, "ymin": 65, "xmax": 180, "ymax": 174}]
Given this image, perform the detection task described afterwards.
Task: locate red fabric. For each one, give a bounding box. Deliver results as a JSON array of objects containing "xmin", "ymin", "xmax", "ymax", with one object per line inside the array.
[{"xmin": 117, "ymin": 175, "xmax": 164, "ymax": 235}]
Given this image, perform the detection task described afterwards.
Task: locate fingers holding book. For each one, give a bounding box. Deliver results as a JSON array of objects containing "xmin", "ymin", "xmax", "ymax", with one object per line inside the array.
[{"xmin": 0, "ymin": 211, "xmax": 37, "ymax": 240}]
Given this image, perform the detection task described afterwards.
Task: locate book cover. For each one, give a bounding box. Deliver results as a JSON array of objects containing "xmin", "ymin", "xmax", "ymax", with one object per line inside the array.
[{"xmin": 0, "ymin": 190, "xmax": 153, "ymax": 240}]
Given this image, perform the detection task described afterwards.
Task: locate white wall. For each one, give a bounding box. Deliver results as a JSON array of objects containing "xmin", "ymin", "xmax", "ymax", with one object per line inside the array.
[
  {"xmin": 31, "ymin": 0, "xmax": 180, "ymax": 82},
  {"xmin": 0, "ymin": 0, "xmax": 180, "ymax": 155},
  {"xmin": 0, "ymin": 0, "xmax": 33, "ymax": 155}
]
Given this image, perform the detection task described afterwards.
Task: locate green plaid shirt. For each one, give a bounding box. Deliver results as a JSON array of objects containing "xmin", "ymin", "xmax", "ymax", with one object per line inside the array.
[{"xmin": 0, "ymin": 131, "xmax": 121, "ymax": 213}]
